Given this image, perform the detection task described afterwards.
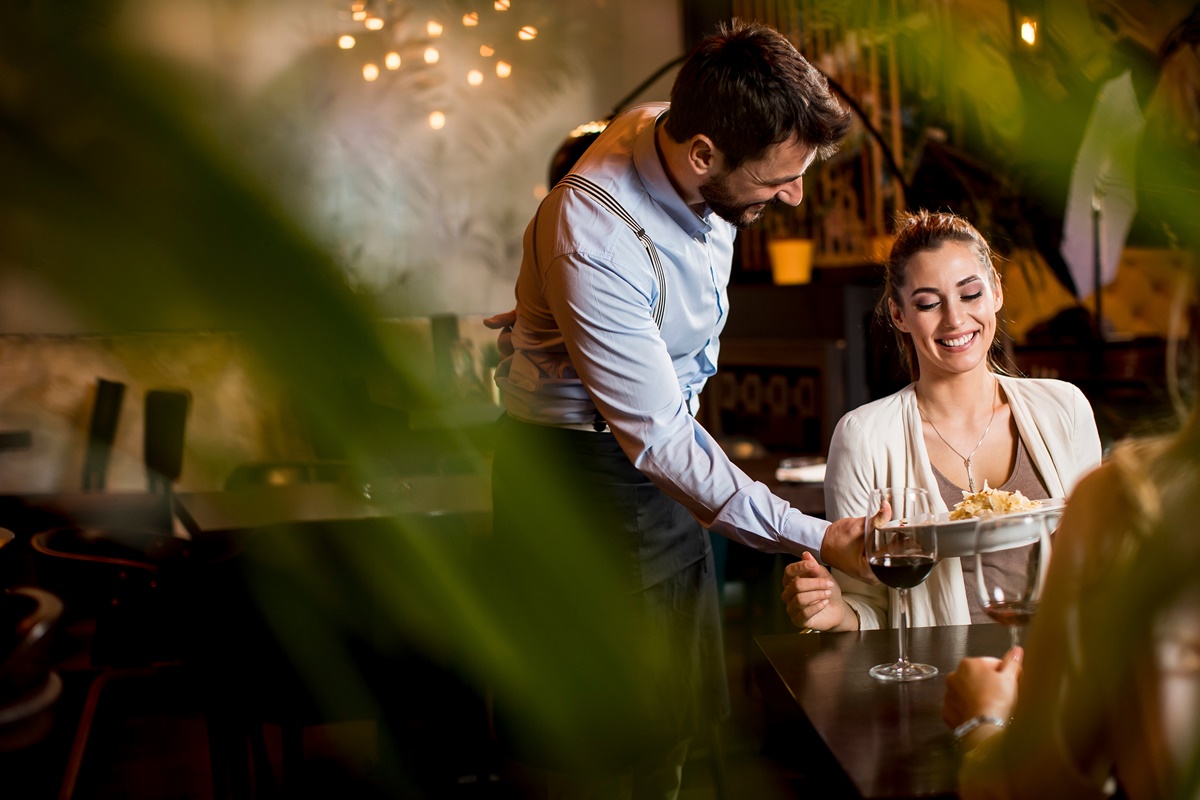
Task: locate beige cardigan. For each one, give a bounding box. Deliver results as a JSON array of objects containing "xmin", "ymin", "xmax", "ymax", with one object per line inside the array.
[{"xmin": 825, "ymin": 375, "xmax": 1103, "ymax": 629}]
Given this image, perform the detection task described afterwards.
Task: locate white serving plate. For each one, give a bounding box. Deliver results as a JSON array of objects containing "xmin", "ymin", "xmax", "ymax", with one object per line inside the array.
[{"xmin": 881, "ymin": 498, "xmax": 1067, "ymax": 558}]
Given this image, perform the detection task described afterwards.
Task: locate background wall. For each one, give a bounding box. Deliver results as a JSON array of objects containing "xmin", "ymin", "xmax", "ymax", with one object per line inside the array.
[{"xmin": 0, "ymin": 0, "xmax": 685, "ymax": 492}]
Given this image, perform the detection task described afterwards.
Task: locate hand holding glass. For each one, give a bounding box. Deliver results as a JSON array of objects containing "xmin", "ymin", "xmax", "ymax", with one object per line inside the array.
[{"xmin": 866, "ymin": 487, "xmax": 938, "ymax": 682}]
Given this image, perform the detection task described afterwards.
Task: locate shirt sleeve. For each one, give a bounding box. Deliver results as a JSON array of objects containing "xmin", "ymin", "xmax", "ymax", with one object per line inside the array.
[
  {"xmin": 824, "ymin": 413, "xmax": 890, "ymax": 628},
  {"xmin": 542, "ymin": 248, "xmax": 830, "ymax": 558}
]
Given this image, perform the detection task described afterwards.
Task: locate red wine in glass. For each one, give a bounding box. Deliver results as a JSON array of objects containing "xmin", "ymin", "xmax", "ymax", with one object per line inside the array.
[
  {"xmin": 982, "ymin": 599, "xmax": 1037, "ymax": 627},
  {"xmin": 869, "ymin": 554, "xmax": 936, "ymax": 589},
  {"xmin": 866, "ymin": 488, "xmax": 937, "ymax": 682}
]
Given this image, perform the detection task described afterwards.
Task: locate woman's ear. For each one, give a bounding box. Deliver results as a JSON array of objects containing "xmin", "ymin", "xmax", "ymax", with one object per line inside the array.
[
  {"xmin": 992, "ymin": 270, "xmax": 1004, "ymax": 313},
  {"xmin": 889, "ymin": 297, "xmax": 910, "ymax": 332}
]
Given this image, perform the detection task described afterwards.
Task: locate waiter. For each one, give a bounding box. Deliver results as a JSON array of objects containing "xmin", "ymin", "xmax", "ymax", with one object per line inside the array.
[{"xmin": 488, "ymin": 20, "xmax": 869, "ymax": 800}]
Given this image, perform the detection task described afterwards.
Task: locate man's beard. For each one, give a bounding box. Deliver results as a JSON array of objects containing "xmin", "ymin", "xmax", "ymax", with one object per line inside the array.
[{"xmin": 699, "ymin": 172, "xmax": 775, "ymax": 229}]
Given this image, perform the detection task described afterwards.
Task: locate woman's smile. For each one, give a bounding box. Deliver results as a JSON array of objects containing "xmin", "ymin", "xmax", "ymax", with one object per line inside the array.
[{"xmin": 937, "ymin": 330, "xmax": 979, "ymax": 350}]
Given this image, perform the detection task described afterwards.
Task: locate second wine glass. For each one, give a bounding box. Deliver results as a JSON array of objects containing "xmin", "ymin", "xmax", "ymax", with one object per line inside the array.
[
  {"xmin": 865, "ymin": 487, "xmax": 937, "ymax": 682},
  {"xmin": 974, "ymin": 512, "xmax": 1055, "ymax": 650}
]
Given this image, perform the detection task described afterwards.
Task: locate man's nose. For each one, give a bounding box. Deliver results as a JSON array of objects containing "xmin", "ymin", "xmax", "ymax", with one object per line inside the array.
[{"xmin": 775, "ymin": 178, "xmax": 804, "ymax": 207}]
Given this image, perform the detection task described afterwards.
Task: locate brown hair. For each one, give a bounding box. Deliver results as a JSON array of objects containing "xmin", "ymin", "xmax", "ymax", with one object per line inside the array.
[
  {"xmin": 665, "ymin": 20, "xmax": 851, "ymax": 170},
  {"xmin": 878, "ymin": 210, "xmax": 1004, "ymax": 381}
]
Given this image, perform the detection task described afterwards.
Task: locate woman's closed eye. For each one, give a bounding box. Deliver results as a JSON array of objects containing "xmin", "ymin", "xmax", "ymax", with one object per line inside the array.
[{"xmin": 916, "ymin": 290, "xmax": 983, "ymax": 312}]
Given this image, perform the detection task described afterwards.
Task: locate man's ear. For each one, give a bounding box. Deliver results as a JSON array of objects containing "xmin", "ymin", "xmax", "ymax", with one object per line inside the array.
[{"xmin": 687, "ymin": 135, "xmax": 721, "ymax": 178}]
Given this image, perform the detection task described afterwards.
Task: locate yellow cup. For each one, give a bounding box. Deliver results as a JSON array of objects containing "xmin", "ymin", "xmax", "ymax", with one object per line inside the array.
[{"xmin": 768, "ymin": 238, "xmax": 814, "ymax": 285}]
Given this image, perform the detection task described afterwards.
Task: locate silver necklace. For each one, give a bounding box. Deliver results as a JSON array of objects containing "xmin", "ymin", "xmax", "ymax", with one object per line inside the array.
[{"xmin": 922, "ymin": 379, "xmax": 998, "ymax": 493}]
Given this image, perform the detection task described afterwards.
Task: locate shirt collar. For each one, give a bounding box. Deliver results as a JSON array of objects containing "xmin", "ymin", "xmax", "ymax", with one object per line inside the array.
[{"xmin": 633, "ymin": 110, "xmax": 712, "ymax": 239}]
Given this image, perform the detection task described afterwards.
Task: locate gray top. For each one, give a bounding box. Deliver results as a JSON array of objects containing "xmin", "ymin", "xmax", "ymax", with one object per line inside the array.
[{"xmin": 933, "ymin": 438, "xmax": 1050, "ymax": 624}]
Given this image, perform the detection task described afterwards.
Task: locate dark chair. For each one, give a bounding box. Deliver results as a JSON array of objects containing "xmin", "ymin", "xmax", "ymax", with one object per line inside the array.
[
  {"xmin": 0, "ymin": 587, "xmax": 64, "ymax": 754},
  {"xmin": 82, "ymin": 379, "xmax": 125, "ymax": 491},
  {"xmin": 144, "ymin": 389, "xmax": 190, "ymax": 495},
  {"xmin": 29, "ymin": 526, "xmax": 204, "ymax": 798}
]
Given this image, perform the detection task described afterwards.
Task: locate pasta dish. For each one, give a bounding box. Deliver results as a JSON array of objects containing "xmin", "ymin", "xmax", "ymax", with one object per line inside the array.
[{"xmin": 948, "ymin": 481, "xmax": 1042, "ymax": 520}]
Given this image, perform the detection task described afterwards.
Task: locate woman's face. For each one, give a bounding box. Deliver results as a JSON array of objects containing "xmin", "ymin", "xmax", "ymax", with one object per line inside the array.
[{"xmin": 889, "ymin": 242, "xmax": 1003, "ymax": 381}]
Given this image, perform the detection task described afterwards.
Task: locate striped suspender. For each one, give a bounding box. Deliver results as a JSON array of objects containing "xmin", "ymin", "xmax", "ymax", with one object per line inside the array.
[{"xmin": 557, "ymin": 174, "xmax": 668, "ymax": 330}]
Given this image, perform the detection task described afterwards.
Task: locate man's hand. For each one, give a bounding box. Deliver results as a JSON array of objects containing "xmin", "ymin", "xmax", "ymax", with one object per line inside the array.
[
  {"xmin": 781, "ymin": 553, "xmax": 855, "ymax": 631},
  {"xmin": 819, "ymin": 515, "xmax": 876, "ymax": 583},
  {"xmin": 484, "ymin": 309, "xmax": 517, "ymax": 358}
]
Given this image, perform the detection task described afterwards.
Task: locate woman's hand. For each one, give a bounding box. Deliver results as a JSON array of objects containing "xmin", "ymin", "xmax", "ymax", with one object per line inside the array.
[
  {"xmin": 943, "ymin": 647, "xmax": 1023, "ymax": 747},
  {"xmin": 781, "ymin": 552, "xmax": 857, "ymax": 631}
]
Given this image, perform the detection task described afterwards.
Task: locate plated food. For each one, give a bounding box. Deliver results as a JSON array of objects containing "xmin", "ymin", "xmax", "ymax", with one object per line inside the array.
[
  {"xmin": 878, "ymin": 495, "xmax": 1066, "ymax": 558},
  {"xmin": 948, "ymin": 482, "xmax": 1042, "ymax": 521}
]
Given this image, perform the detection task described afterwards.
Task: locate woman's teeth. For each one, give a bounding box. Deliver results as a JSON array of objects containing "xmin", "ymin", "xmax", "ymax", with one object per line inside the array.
[{"xmin": 939, "ymin": 332, "xmax": 975, "ymax": 348}]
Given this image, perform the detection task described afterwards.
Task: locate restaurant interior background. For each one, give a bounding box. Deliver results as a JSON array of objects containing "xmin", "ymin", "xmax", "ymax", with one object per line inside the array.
[{"xmin": 0, "ymin": 0, "xmax": 1197, "ymax": 797}]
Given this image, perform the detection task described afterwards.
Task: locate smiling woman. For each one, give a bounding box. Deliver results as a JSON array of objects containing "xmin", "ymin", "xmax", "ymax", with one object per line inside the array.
[{"xmin": 781, "ymin": 210, "xmax": 1103, "ymax": 633}]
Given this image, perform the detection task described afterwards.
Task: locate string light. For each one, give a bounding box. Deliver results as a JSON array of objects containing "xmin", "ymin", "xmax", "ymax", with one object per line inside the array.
[
  {"xmin": 424, "ymin": 47, "xmax": 440, "ymax": 64},
  {"xmin": 518, "ymin": 26, "xmax": 537, "ymax": 41},
  {"xmin": 338, "ymin": 35, "xmax": 356, "ymax": 49},
  {"xmin": 467, "ymin": 70, "xmax": 484, "ymax": 86},
  {"xmin": 364, "ymin": 16, "xmax": 384, "ymax": 30},
  {"xmin": 1020, "ymin": 18, "xmax": 1037, "ymax": 45},
  {"xmin": 479, "ymin": 44, "xmax": 495, "ymax": 57},
  {"xmin": 427, "ymin": 20, "xmax": 443, "ymax": 37},
  {"xmin": 463, "ymin": 12, "xmax": 479, "ymax": 26},
  {"xmin": 350, "ymin": 2, "xmax": 363, "ymax": 10},
  {"xmin": 494, "ymin": 0, "xmax": 510, "ymax": 10},
  {"xmin": 385, "ymin": 51, "xmax": 401, "ymax": 70},
  {"xmin": 496, "ymin": 60, "xmax": 512, "ymax": 78},
  {"xmin": 363, "ymin": 63, "xmax": 380, "ymax": 81},
  {"xmin": 429, "ymin": 111, "xmax": 446, "ymax": 130},
  {"xmin": 352, "ymin": 10, "xmax": 366, "ymax": 20}
]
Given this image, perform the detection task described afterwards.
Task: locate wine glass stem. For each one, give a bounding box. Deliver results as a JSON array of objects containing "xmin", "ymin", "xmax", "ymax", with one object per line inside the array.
[
  {"xmin": 897, "ymin": 588, "xmax": 910, "ymax": 668},
  {"xmin": 1010, "ymin": 624, "xmax": 1021, "ymax": 651}
]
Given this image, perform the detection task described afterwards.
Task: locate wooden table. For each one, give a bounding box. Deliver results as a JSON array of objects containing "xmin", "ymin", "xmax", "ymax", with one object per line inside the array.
[
  {"xmin": 174, "ymin": 475, "xmax": 491, "ymax": 537},
  {"xmin": 0, "ymin": 491, "xmax": 172, "ymax": 538},
  {"xmin": 756, "ymin": 624, "xmax": 1012, "ymax": 799}
]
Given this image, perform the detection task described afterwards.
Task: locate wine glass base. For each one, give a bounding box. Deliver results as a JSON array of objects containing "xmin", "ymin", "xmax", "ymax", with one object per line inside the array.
[{"xmin": 869, "ymin": 661, "xmax": 938, "ymax": 682}]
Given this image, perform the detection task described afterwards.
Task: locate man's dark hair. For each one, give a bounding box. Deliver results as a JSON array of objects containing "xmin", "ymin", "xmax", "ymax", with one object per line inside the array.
[{"xmin": 665, "ymin": 20, "xmax": 851, "ymax": 170}]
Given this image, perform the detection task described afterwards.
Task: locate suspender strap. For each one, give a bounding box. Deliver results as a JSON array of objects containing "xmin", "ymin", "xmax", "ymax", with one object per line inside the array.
[{"xmin": 557, "ymin": 174, "xmax": 668, "ymax": 330}]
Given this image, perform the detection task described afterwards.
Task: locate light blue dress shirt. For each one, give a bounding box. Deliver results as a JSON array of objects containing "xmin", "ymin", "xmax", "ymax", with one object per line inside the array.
[{"xmin": 495, "ymin": 103, "xmax": 830, "ymax": 557}]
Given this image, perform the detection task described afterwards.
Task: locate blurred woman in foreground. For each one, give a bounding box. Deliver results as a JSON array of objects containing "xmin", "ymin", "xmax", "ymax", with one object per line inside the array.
[{"xmin": 943, "ymin": 374, "xmax": 1200, "ymax": 798}]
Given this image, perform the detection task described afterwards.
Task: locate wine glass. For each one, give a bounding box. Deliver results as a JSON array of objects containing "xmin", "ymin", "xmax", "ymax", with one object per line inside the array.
[
  {"xmin": 865, "ymin": 487, "xmax": 938, "ymax": 682},
  {"xmin": 973, "ymin": 512, "xmax": 1055, "ymax": 649}
]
